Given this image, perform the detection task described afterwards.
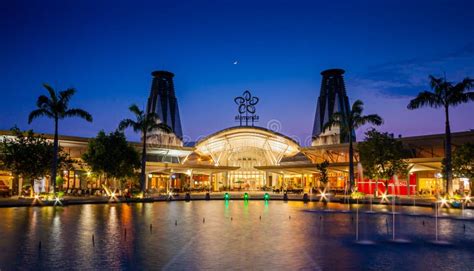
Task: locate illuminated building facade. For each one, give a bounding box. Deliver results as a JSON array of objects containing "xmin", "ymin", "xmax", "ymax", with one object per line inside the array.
[
  {"xmin": 2, "ymin": 128, "xmax": 472, "ymax": 195},
  {"xmin": 0, "ymin": 69, "xmax": 472, "ymax": 196}
]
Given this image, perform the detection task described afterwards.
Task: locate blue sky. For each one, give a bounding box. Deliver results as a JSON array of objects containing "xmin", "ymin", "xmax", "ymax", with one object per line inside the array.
[{"xmin": 1, "ymin": 0, "xmax": 473, "ymax": 145}]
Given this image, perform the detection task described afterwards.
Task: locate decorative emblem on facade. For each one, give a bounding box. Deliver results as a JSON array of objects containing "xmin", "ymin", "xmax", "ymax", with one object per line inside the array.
[{"xmin": 234, "ymin": 90, "xmax": 259, "ymax": 126}]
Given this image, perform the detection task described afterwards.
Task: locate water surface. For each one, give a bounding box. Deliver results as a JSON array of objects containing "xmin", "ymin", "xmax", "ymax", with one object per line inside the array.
[{"xmin": 0, "ymin": 201, "xmax": 473, "ymax": 270}]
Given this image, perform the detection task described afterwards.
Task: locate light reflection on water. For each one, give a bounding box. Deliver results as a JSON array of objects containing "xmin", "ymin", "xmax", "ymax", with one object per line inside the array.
[{"xmin": 0, "ymin": 201, "xmax": 472, "ymax": 270}]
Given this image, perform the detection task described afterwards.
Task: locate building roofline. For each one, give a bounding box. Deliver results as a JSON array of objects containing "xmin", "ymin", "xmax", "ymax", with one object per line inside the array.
[
  {"xmin": 397, "ymin": 130, "xmax": 474, "ymax": 142},
  {"xmin": 0, "ymin": 129, "xmax": 91, "ymax": 143},
  {"xmin": 320, "ymin": 68, "xmax": 345, "ymax": 76},
  {"xmin": 194, "ymin": 126, "xmax": 300, "ymax": 147},
  {"xmin": 0, "ymin": 130, "xmax": 194, "ymax": 151},
  {"xmin": 302, "ymin": 130, "xmax": 474, "ymax": 150}
]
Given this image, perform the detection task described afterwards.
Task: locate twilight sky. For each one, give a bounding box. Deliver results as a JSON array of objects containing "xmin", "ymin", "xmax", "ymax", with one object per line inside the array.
[{"xmin": 1, "ymin": 0, "xmax": 473, "ymax": 145}]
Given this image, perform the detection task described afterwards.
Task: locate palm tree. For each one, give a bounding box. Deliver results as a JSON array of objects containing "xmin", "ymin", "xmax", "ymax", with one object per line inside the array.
[
  {"xmin": 118, "ymin": 104, "xmax": 171, "ymax": 193},
  {"xmin": 408, "ymin": 75, "xmax": 474, "ymax": 195},
  {"xmin": 28, "ymin": 84, "xmax": 93, "ymax": 195},
  {"xmin": 323, "ymin": 100, "xmax": 383, "ymax": 192}
]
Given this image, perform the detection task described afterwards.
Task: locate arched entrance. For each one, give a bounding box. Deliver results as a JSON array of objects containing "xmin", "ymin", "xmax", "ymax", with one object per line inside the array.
[{"xmin": 194, "ymin": 126, "xmax": 300, "ymax": 190}]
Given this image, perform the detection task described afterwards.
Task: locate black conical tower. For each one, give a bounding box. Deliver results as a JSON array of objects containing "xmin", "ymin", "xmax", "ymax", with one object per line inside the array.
[
  {"xmin": 312, "ymin": 69, "xmax": 353, "ymax": 145},
  {"xmin": 146, "ymin": 71, "xmax": 183, "ymax": 139}
]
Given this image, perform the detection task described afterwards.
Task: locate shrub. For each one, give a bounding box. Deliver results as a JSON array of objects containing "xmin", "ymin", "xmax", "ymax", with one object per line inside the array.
[{"xmin": 351, "ymin": 191, "xmax": 366, "ymax": 199}]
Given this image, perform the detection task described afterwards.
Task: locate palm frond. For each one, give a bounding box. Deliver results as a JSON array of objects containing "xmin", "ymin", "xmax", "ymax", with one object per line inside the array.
[
  {"xmin": 450, "ymin": 78, "xmax": 474, "ymax": 95},
  {"xmin": 459, "ymin": 77, "xmax": 474, "ymax": 89},
  {"xmin": 64, "ymin": 108, "xmax": 93, "ymax": 122},
  {"xmin": 443, "ymin": 77, "xmax": 474, "ymax": 106},
  {"xmin": 145, "ymin": 112, "xmax": 161, "ymax": 121},
  {"xmin": 350, "ymin": 100, "xmax": 365, "ymax": 121},
  {"xmin": 353, "ymin": 114, "xmax": 383, "ymax": 129},
  {"xmin": 157, "ymin": 123, "xmax": 172, "ymax": 133},
  {"xmin": 42, "ymin": 83, "xmax": 57, "ymax": 103},
  {"xmin": 147, "ymin": 122, "xmax": 172, "ymax": 133},
  {"xmin": 59, "ymin": 88, "xmax": 76, "ymax": 105},
  {"xmin": 407, "ymin": 91, "xmax": 442, "ymax": 109},
  {"xmin": 322, "ymin": 112, "xmax": 343, "ymax": 132},
  {"xmin": 36, "ymin": 95, "xmax": 52, "ymax": 109},
  {"xmin": 448, "ymin": 91, "xmax": 474, "ymax": 107},
  {"xmin": 118, "ymin": 119, "xmax": 140, "ymax": 132},
  {"xmin": 128, "ymin": 104, "xmax": 143, "ymax": 117},
  {"xmin": 429, "ymin": 75, "xmax": 444, "ymax": 90},
  {"xmin": 465, "ymin": 92, "xmax": 474, "ymax": 102},
  {"xmin": 143, "ymin": 112, "xmax": 171, "ymax": 133},
  {"xmin": 351, "ymin": 100, "xmax": 364, "ymax": 113},
  {"xmin": 28, "ymin": 109, "xmax": 53, "ymax": 124}
]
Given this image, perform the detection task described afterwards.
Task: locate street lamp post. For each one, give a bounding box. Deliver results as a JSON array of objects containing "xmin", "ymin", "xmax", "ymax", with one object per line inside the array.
[{"xmin": 435, "ymin": 173, "xmax": 442, "ymax": 199}]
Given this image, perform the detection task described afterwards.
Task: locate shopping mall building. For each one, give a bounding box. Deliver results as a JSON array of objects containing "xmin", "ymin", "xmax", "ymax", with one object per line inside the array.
[{"xmin": 1, "ymin": 69, "xmax": 473, "ymax": 195}]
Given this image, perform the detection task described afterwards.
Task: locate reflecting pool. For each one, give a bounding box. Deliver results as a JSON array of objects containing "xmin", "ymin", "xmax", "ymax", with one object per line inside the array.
[{"xmin": 0, "ymin": 201, "xmax": 473, "ymax": 270}]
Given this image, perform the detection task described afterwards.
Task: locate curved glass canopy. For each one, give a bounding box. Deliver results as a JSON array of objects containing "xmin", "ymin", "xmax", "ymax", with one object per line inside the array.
[
  {"xmin": 194, "ymin": 126, "xmax": 300, "ymax": 189},
  {"xmin": 194, "ymin": 126, "xmax": 300, "ymax": 166}
]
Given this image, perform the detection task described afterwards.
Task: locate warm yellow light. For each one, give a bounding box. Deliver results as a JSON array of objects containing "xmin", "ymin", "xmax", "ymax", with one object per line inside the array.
[
  {"xmin": 461, "ymin": 178, "xmax": 470, "ymax": 187},
  {"xmin": 381, "ymin": 192, "xmax": 388, "ymax": 203},
  {"xmin": 148, "ymin": 174, "xmax": 153, "ymax": 178},
  {"xmin": 439, "ymin": 197, "xmax": 449, "ymax": 208},
  {"xmin": 111, "ymin": 192, "xmax": 116, "ymax": 198},
  {"xmin": 318, "ymin": 188, "xmax": 328, "ymax": 202}
]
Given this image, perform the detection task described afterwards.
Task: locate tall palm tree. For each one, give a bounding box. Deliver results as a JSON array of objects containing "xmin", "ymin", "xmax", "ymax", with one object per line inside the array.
[
  {"xmin": 323, "ymin": 100, "xmax": 383, "ymax": 192},
  {"xmin": 28, "ymin": 84, "xmax": 93, "ymax": 195},
  {"xmin": 408, "ymin": 75, "xmax": 474, "ymax": 195},
  {"xmin": 118, "ymin": 104, "xmax": 172, "ymax": 193}
]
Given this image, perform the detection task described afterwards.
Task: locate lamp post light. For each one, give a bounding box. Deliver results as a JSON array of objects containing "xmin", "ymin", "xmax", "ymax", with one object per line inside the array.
[{"xmin": 435, "ymin": 173, "xmax": 442, "ymax": 198}]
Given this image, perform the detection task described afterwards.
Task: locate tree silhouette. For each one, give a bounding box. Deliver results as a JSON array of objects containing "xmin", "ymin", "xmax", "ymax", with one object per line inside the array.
[
  {"xmin": 358, "ymin": 129, "xmax": 409, "ymax": 195},
  {"xmin": 28, "ymin": 84, "xmax": 92, "ymax": 195},
  {"xmin": 408, "ymin": 75, "xmax": 474, "ymax": 195},
  {"xmin": 323, "ymin": 100, "xmax": 383, "ymax": 192},
  {"xmin": 82, "ymin": 130, "xmax": 140, "ymax": 190},
  {"xmin": 118, "ymin": 104, "xmax": 171, "ymax": 193}
]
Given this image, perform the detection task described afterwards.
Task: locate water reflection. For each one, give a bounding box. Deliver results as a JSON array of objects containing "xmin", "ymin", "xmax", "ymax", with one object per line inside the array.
[
  {"xmin": 0, "ymin": 202, "xmax": 472, "ymax": 270},
  {"xmin": 224, "ymin": 200, "xmax": 230, "ymax": 219}
]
